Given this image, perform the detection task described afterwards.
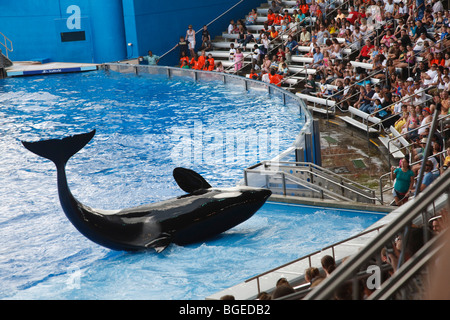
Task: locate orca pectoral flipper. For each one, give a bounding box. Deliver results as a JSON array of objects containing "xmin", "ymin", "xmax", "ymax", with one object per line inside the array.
[
  {"xmin": 145, "ymin": 233, "xmax": 172, "ymax": 253},
  {"xmin": 173, "ymin": 167, "xmax": 212, "ymax": 194}
]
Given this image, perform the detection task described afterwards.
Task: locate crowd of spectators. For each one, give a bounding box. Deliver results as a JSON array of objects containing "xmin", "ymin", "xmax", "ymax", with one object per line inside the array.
[
  {"xmin": 173, "ymin": 0, "xmax": 450, "ymax": 202},
  {"xmin": 175, "ymin": 0, "xmax": 450, "ymax": 300}
]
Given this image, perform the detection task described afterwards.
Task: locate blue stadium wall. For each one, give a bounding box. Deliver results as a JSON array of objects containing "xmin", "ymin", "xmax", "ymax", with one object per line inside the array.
[{"xmin": 0, "ymin": 0, "xmax": 263, "ymax": 65}]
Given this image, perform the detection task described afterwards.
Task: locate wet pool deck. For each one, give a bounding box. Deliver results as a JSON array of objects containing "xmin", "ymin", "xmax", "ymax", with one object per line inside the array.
[
  {"xmin": 5, "ymin": 61, "xmax": 98, "ymax": 77},
  {"xmin": 318, "ymin": 117, "xmax": 392, "ymax": 197}
]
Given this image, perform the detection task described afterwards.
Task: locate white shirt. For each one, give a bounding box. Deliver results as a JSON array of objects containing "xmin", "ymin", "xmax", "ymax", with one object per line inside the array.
[
  {"xmin": 261, "ymin": 73, "xmax": 270, "ymax": 83},
  {"xmin": 432, "ymin": 1, "xmax": 444, "ymax": 13},
  {"xmin": 229, "ymin": 48, "xmax": 236, "ymax": 60},
  {"xmin": 252, "ymin": 48, "xmax": 261, "ymax": 60},
  {"xmin": 413, "ymin": 37, "xmax": 426, "ymax": 51},
  {"xmin": 384, "ymin": 3, "xmax": 394, "ymax": 13},
  {"xmin": 418, "ymin": 115, "xmax": 431, "ymax": 134},
  {"xmin": 424, "ymin": 69, "xmax": 438, "ymax": 86},
  {"xmin": 414, "ymin": 87, "xmax": 426, "ymax": 106}
]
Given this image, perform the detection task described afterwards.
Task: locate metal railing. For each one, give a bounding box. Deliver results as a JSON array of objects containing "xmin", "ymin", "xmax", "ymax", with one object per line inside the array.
[
  {"xmin": 244, "ymin": 160, "xmax": 380, "ymax": 203},
  {"xmin": 303, "ymin": 143, "xmax": 450, "ymax": 300},
  {"xmin": 0, "ymin": 31, "xmax": 13, "ymax": 58},
  {"xmin": 224, "ymin": 22, "xmax": 303, "ymax": 74},
  {"xmin": 365, "ymin": 87, "xmax": 436, "ymax": 143},
  {"xmin": 158, "ymin": 0, "xmax": 245, "ymax": 61},
  {"xmin": 244, "ymin": 223, "xmax": 386, "ymax": 298},
  {"xmin": 103, "ymin": 62, "xmax": 315, "ymax": 162}
]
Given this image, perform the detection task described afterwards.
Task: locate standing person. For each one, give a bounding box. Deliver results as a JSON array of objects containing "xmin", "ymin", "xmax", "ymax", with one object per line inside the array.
[
  {"xmin": 390, "ymin": 158, "xmax": 415, "ymax": 206},
  {"xmin": 201, "ymin": 25, "xmax": 210, "ymax": 43},
  {"xmin": 140, "ymin": 50, "xmax": 159, "ymax": 65},
  {"xmin": 185, "ymin": 25, "xmax": 196, "ymax": 57},
  {"xmin": 197, "ymin": 50, "xmax": 207, "ymax": 70},
  {"xmin": 252, "ymin": 44, "xmax": 262, "ymax": 70},
  {"xmin": 234, "ymin": 48, "xmax": 244, "ymax": 72},
  {"xmin": 177, "ymin": 36, "xmax": 189, "ymax": 59}
]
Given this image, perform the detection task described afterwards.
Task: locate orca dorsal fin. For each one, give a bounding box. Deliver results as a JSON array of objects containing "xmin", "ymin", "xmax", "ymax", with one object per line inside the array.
[{"xmin": 173, "ymin": 167, "xmax": 212, "ymax": 194}]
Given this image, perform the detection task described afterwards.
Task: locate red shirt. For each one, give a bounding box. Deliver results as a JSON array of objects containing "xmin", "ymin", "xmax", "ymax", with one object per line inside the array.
[
  {"xmin": 347, "ymin": 11, "xmax": 360, "ymax": 24},
  {"xmin": 360, "ymin": 44, "xmax": 373, "ymax": 58},
  {"xmin": 300, "ymin": 5, "xmax": 309, "ymax": 14}
]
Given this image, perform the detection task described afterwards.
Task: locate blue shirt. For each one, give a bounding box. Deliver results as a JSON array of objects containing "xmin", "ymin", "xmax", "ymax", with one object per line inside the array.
[
  {"xmin": 313, "ymin": 52, "xmax": 323, "ymax": 64},
  {"xmin": 422, "ymin": 171, "xmax": 438, "ymax": 187}
]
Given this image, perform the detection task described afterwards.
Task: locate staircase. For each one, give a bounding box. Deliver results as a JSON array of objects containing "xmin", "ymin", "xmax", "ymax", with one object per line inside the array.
[
  {"xmin": 0, "ymin": 50, "xmax": 13, "ymax": 68},
  {"xmin": 244, "ymin": 160, "xmax": 380, "ymax": 204},
  {"xmin": 0, "ymin": 32, "xmax": 14, "ymax": 78},
  {"xmin": 205, "ymin": 0, "xmax": 363, "ymax": 94}
]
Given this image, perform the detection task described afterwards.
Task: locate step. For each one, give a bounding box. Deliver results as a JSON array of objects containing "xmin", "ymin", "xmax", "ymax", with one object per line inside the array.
[
  {"xmin": 339, "ymin": 115, "xmax": 379, "ymax": 134},
  {"xmin": 378, "ymin": 135, "xmax": 405, "ymax": 159}
]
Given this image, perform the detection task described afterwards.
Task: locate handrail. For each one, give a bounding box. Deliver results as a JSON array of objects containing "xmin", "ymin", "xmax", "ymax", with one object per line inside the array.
[
  {"xmin": 304, "ymin": 162, "xmax": 450, "ymax": 300},
  {"xmin": 323, "ymin": 0, "xmax": 352, "ymax": 20},
  {"xmin": 325, "ymin": 68, "xmax": 387, "ymax": 113},
  {"xmin": 0, "ymin": 31, "xmax": 13, "ymax": 58},
  {"xmin": 246, "ymin": 160, "xmax": 380, "ymax": 203},
  {"xmin": 245, "ymin": 167, "xmax": 350, "ymax": 201},
  {"xmin": 264, "ymin": 160, "xmax": 377, "ymax": 194},
  {"xmin": 225, "ymin": 22, "xmax": 302, "ymax": 73},
  {"xmin": 245, "ymin": 223, "xmax": 385, "ymax": 297},
  {"xmin": 365, "ymin": 87, "xmax": 436, "ymax": 149},
  {"xmin": 386, "ymin": 113, "xmax": 450, "ymax": 169},
  {"xmin": 158, "ymin": 0, "xmax": 245, "ymax": 61},
  {"xmin": 367, "ymin": 230, "xmax": 444, "ymax": 300}
]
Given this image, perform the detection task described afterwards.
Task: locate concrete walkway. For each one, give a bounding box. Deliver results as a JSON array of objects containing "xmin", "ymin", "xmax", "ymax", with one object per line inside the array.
[{"xmin": 317, "ymin": 117, "xmax": 394, "ymax": 205}]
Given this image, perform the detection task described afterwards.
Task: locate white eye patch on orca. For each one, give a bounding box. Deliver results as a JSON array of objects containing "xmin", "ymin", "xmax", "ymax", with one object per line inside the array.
[{"xmin": 213, "ymin": 192, "xmax": 242, "ymax": 199}]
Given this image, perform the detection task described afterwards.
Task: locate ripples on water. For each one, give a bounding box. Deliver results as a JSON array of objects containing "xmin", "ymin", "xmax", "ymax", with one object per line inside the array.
[{"xmin": 0, "ymin": 71, "xmax": 380, "ymax": 299}]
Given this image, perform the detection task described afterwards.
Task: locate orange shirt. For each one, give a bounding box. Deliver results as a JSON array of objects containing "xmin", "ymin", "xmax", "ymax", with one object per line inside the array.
[
  {"xmin": 270, "ymin": 30, "xmax": 279, "ymax": 39},
  {"xmin": 283, "ymin": 14, "xmax": 292, "ymax": 23},
  {"xmin": 269, "ymin": 73, "xmax": 283, "ymax": 87},
  {"xmin": 267, "ymin": 13, "xmax": 275, "ymax": 24},
  {"xmin": 207, "ymin": 58, "xmax": 215, "ymax": 71},
  {"xmin": 180, "ymin": 56, "xmax": 189, "ymax": 66},
  {"xmin": 197, "ymin": 55, "xmax": 206, "ymax": 70},
  {"xmin": 273, "ymin": 14, "xmax": 282, "ymax": 25},
  {"xmin": 430, "ymin": 58, "xmax": 445, "ymax": 67}
]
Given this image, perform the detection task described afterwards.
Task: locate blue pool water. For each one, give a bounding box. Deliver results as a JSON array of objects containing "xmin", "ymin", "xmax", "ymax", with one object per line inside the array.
[{"xmin": 0, "ymin": 71, "xmax": 383, "ymax": 300}]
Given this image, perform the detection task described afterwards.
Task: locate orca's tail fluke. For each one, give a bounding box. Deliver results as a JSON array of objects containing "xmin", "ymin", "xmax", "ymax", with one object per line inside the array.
[{"xmin": 22, "ymin": 130, "xmax": 96, "ymax": 167}]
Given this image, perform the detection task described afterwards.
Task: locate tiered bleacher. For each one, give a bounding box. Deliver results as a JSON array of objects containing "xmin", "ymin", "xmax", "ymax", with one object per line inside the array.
[{"xmin": 185, "ymin": 0, "xmax": 450, "ymax": 179}]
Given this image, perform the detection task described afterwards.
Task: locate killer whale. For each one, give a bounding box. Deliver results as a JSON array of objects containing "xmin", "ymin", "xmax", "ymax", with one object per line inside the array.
[{"xmin": 22, "ymin": 130, "xmax": 271, "ymax": 252}]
